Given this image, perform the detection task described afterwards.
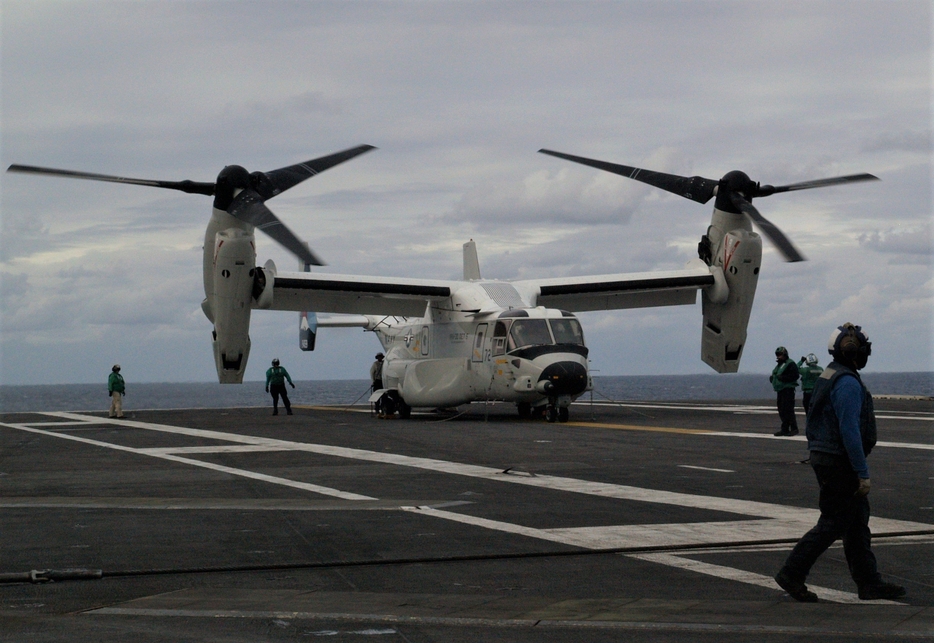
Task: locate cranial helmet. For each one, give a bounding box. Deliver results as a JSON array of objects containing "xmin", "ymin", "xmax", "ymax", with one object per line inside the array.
[
  {"xmin": 806, "ymin": 353, "xmax": 819, "ymax": 366},
  {"xmin": 775, "ymin": 346, "xmax": 788, "ymax": 357},
  {"xmin": 112, "ymin": 364, "xmax": 121, "ymax": 372},
  {"xmin": 828, "ymin": 323, "xmax": 871, "ymax": 369},
  {"xmin": 272, "ymin": 358, "xmax": 280, "ymax": 366},
  {"xmin": 375, "ymin": 353, "xmax": 384, "ymax": 360}
]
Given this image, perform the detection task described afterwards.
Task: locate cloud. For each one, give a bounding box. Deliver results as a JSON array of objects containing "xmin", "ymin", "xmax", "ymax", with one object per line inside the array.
[
  {"xmin": 862, "ymin": 130, "xmax": 932, "ymax": 155},
  {"xmin": 0, "ymin": 0, "xmax": 930, "ymax": 384},
  {"xmin": 858, "ymin": 225, "xmax": 933, "ymax": 263}
]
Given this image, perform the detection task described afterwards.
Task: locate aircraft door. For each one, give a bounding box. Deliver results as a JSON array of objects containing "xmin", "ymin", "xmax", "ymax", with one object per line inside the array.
[{"xmin": 472, "ymin": 323, "xmax": 488, "ymax": 363}]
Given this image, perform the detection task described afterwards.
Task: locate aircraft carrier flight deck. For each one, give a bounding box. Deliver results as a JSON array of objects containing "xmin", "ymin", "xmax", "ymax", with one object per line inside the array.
[{"xmin": 1, "ymin": 398, "xmax": 932, "ymax": 642}]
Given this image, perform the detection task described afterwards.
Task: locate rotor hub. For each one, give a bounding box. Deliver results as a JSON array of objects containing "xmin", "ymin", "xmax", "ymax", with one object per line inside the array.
[
  {"xmin": 214, "ymin": 165, "xmax": 251, "ymax": 210},
  {"xmin": 715, "ymin": 170, "xmax": 758, "ymax": 213}
]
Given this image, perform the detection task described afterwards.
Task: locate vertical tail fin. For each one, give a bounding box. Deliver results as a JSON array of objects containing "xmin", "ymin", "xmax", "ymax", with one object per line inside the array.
[
  {"xmin": 300, "ymin": 311, "xmax": 318, "ymax": 351},
  {"xmin": 463, "ymin": 239, "xmax": 481, "ymax": 281}
]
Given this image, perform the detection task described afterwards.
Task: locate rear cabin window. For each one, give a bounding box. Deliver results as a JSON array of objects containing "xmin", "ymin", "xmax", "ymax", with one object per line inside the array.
[
  {"xmin": 508, "ymin": 319, "xmax": 553, "ymax": 350},
  {"xmin": 549, "ymin": 318, "xmax": 584, "ymax": 345}
]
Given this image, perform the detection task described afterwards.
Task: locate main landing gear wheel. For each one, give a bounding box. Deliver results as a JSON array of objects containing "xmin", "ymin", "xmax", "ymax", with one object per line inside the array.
[
  {"xmin": 398, "ymin": 400, "xmax": 412, "ymax": 419},
  {"xmin": 546, "ymin": 405, "xmax": 558, "ymax": 423},
  {"xmin": 558, "ymin": 406, "xmax": 569, "ymax": 423}
]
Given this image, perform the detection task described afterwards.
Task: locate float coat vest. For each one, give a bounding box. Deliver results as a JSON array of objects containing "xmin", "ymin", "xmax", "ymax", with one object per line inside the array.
[
  {"xmin": 805, "ymin": 361, "xmax": 877, "ymax": 458},
  {"xmin": 770, "ymin": 360, "xmax": 799, "ymax": 392}
]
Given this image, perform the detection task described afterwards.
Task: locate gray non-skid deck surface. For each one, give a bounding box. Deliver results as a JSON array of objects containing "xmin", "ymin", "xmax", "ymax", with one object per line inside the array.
[{"xmin": 1, "ymin": 399, "xmax": 932, "ymax": 641}]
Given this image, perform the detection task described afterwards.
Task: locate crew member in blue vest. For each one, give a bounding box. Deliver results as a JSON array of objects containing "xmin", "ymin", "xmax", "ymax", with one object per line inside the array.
[
  {"xmin": 797, "ymin": 353, "xmax": 824, "ymax": 415},
  {"xmin": 774, "ymin": 323, "xmax": 905, "ymax": 602},
  {"xmin": 265, "ymin": 358, "xmax": 295, "ymax": 416},
  {"xmin": 770, "ymin": 346, "xmax": 799, "ymax": 436}
]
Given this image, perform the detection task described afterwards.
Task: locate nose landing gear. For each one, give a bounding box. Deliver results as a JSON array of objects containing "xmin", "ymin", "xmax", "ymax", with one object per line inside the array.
[
  {"xmin": 545, "ymin": 404, "xmax": 570, "ymax": 423},
  {"xmin": 519, "ymin": 398, "xmax": 570, "ymax": 422}
]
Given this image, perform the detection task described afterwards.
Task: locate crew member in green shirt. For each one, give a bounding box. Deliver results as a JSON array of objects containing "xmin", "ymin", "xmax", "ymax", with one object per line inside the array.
[
  {"xmin": 770, "ymin": 346, "xmax": 799, "ymax": 436},
  {"xmin": 797, "ymin": 353, "xmax": 824, "ymax": 415},
  {"xmin": 265, "ymin": 358, "xmax": 295, "ymax": 416},
  {"xmin": 108, "ymin": 364, "xmax": 126, "ymax": 418}
]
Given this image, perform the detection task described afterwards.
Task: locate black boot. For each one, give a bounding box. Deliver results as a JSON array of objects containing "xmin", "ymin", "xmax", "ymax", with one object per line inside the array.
[
  {"xmin": 858, "ymin": 582, "xmax": 906, "ymax": 600},
  {"xmin": 775, "ymin": 570, "xmax": 818, "ymax": 602}
]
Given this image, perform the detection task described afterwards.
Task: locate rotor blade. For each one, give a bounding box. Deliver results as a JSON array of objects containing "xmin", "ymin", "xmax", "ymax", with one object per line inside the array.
[
  {"xmin": 228, "ymin": 189, "xmax": 325, "ymax": 266},
  {"xmin": 6, "ymin": 164, "xmax": 215, "ymax": 196},
  {"xmin": 731, "ymin": 193, "xmax": 806, "ymax": 262},
  {"xmin": 263, "ymin": 144, "xmax": 377, "ymax": 197},
  {"xmin": 760, "ymin": 173, "xmax": 879, "ymax": 196},
  {"xmin": 538, "ymin": 149, "xmax": 718, "ymax": 204}
]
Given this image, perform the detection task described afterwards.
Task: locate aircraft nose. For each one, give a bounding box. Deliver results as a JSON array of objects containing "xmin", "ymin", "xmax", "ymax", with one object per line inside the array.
[{"xmin": 537, "ymin": 361, "xmax": 588, "ymax": 396}]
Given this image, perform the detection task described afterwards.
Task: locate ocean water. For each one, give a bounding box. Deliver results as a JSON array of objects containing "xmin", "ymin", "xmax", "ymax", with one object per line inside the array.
[{"xmin": 1, "ymin": 372, "xmax": 931, "ymax": 414}]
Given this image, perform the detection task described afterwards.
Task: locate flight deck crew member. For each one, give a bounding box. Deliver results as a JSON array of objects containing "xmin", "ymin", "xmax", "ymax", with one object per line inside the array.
[
  {"xmin": 370, "ymin": 353, "xmax": 386, "ymax": 417},
  {"xmin": 797, "ymin": 353, "xmax": 824, "ymax": 415},
  {"xmin": 108, "ymin": 364, "xmax": 126, "ymax": 418},
  {"xmin": 265, "ymin": 358, "xmax": 295, "ymax": 415},
  {"xmin": 770, "ymin": 346, "xmax": 799, "ymax": 436},
  {"xmin": 775, "ymin": 323, "xmax": 905, "ymax": 602}
]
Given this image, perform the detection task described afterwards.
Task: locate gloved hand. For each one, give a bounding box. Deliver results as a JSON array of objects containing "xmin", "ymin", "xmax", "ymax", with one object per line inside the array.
[
  {"xmin": 856, "ymin": 478, "xmax": 871, "ymax": 497},
  {"xmin": 290, "ymin": 383, "xmax": 295, "ymax": 389}
]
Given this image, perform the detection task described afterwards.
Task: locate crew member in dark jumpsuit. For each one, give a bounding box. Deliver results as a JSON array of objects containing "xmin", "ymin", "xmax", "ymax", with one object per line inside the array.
[{"xmin": 774, "ymin": 323, "xmax": 906, "ymax": 602}]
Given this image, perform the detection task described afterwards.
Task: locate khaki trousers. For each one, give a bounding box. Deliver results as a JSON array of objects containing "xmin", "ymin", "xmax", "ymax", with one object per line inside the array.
[{"xmin": 109, "ymin": 392, "xmax": 124, "ymax": 418}]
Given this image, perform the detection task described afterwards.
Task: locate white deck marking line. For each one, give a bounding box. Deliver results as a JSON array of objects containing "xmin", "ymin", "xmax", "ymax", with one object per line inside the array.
[
  {"xmin": 139, "ymin": 445, "xmax": 294, "ymax": 455},
  {"xmin": 400, "ymin": 507, "xmax": 900, "ymax": 604},
  {"xmin": 567, "ymin": 421, "xmax": 933, "ymax": 450},
  {"xmin": 0, "ymin": 421, "xmax": 374, "ymax": 501},
  {"xmin": 15, "ymin": 420, "xmax": 103, "ymax": 426},
  {"xmin": 401, "ymin": 507, "xmax": 901, "ymax": 605},
  {"xmin": 677, "ymin": 465, "xmax": 734, "ymax": 473},
  {"xmin": 27, "ymin": 412, "xmax": 934, "ymax": 531},
  {"xmin": 627, "ymin": 553, "xmax": 900, "ymax": 605},
  {"xmin": 577, "ymin": 401, "xmax": 934, "ymax": 421},
  {"xmin": 399, "ymin": 507, "xmax": 925, "ymax": 552},
  {"xmin": 701, "ymin": 432, "xmax": 934, "ymax": 450},
  {"xmin": 659, "ymin": 533, "xmax": 934, "ymax": 555},
  {"xmin": 7, "ymin": 413, "xmax": 931, "ymax": 604}
]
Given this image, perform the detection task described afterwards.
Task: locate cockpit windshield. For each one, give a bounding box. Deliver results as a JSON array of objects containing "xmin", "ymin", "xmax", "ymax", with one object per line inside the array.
[
  {"xmin": 550, "ymin": 318, "xmax": 585, "ymax": 345},
  {"xmin": 508, "ymin": 319, "xmax": 552, "ymax": 350}
]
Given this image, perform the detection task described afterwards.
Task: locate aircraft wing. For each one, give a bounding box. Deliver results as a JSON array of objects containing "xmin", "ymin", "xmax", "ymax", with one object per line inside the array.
[
  {"xmin": 266, "ymin": 270, "xmax": 457, "ymax": 317},
  {"xmin": 513, "ymin": 261, "xmax": 716, "ymax": 312}
]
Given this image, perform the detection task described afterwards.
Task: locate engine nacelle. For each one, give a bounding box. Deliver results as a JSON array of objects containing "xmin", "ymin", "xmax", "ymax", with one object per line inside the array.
[
  {"xmin": 211, "ymin": 229, "xmax": 256, "ymax": 383},
  {"xmin": 701, "ymin": 228, "xmax": 762, "ymax": 373}
]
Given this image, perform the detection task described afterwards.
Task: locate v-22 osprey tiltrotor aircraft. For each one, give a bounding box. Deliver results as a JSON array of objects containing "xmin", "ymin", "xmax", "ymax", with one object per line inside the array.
[{"xmin": 7, "ymin": 147, "xmax": 877, "ymax": 422}]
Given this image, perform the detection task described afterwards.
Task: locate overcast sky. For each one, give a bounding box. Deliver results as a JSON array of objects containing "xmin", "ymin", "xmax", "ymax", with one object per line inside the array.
[{"xmin": 1, "ymin": 0, "xmax": 930, "ymax": 386}]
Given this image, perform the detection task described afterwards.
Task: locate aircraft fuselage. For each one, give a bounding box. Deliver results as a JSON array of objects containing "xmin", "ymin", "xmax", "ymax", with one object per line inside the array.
[{"xmin": 368, "ymin": 282, "xmax": 590, "ymax": 416}]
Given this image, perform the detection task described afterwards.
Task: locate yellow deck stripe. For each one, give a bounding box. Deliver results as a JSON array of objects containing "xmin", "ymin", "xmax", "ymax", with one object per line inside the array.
[{"xmin": 566, "ymin": 421, "xmax": 713, "ymax": 435}]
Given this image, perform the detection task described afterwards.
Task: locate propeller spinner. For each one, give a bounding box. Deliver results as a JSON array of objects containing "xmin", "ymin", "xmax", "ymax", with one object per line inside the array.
[
  {"xmin": 538, "ymin": 149, "xmax": 879, "ymax": 262},
  {"xmin": 7, "ymin": 144, "xmax": 376, "ymax": 266}
]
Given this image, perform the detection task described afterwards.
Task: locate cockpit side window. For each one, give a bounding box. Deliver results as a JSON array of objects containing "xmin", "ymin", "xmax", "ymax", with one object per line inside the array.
[
  {"xmin": 508, "ymin": 319, "xmax": 553, "ymax": 350},
  {"xmin": 493, "ymin": 321, "xmax": 509, "ymax": 356},
  {"xmin": 549, "ymin": 318, "xmax": 585, "ymax": 345}
]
